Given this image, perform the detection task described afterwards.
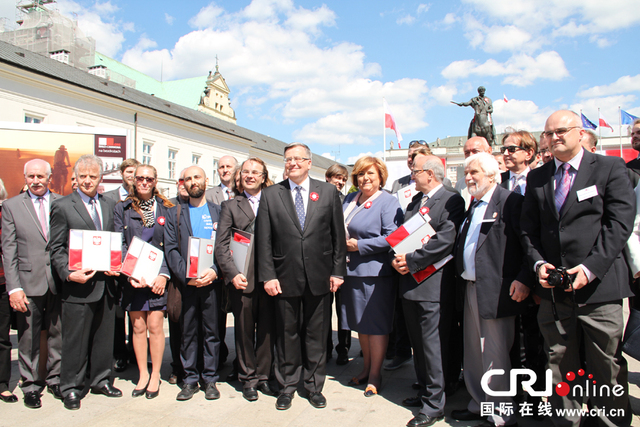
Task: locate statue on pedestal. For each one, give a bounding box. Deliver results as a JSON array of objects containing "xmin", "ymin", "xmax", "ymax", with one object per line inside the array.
[{"xmin": 452, "ymin": 86, "xmax": 496, "ymax": 145}]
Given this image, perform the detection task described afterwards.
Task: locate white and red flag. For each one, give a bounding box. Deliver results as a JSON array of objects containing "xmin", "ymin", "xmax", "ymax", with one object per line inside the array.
[
  {"xmin": 384, "ymin": 99, "xmax": 403, "ymax": 143},
  {"xmin": 599, "ymin": 112, "xmax": 614, "ymax": 132},
  {"xmin": 503, "ymin": 94, "xmax": 509, "ymax": 103}
]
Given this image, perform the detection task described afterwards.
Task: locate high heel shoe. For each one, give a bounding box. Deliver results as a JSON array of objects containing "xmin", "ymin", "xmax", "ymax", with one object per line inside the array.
[
  {"xmin": 131, "ymin": 380, "xmax": 149, "ymax": 397},
  {"xmin": 146, "ymin": 380, "xmax": 161, "ymax": 399}
]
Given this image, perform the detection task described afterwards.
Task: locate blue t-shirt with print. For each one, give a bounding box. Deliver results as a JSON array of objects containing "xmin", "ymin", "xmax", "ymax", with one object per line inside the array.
[{"xmin": 189, "ymin": 204, "xmax": 214, "ymax": 239}]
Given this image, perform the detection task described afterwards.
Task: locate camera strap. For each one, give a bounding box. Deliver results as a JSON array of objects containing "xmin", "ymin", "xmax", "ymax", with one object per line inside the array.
[{"xmin": 550, "ymin": 284, "xmax": 578, "ymax": 341}]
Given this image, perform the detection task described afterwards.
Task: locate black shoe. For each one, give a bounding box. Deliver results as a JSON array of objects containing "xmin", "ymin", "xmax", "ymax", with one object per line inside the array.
[
  {"xmin": 243, "ymin": 387, "xmax": 258, "ymax": 401},
  {"xmin": 406, "ymin": 413, "xmax": 444, "ymax": 427},
  {"xmin": 0, "ymin": 391, "xmax": 18, "ymax": 403},
  {"xmin": 451, "ymin": 409, "xmax": 484, "ymax": 421},
  {"xmin": 205, "ymin": 382, "xmax": 220, "ymax": 400},
  {"xmin": 47, "ymin": 384, "xmax": 63, "ymax": 400},
  {"xmin": 176, "ymin": 383, "xmax": 199, "ymax": 401},
  {"xmin": 402, "ymin": 396, "xmax": 422, "ymax": 407},
  {"xmin": 23, "ymin": 391, "xmax": 42, "ymax": 409},
  {"xmin": 411, "ymin": 382, "xmax": 421, "ymax": 390},
  {"xmin": 113, "ymin": 358, "xmax": 127, "ymax": 373},
  {"xmin": 308, "ymin": 392, "xmax": 326, "ymax": 408},
  {"xmin": 257, "ymin": 382, "xmax": 276, "ymax": 396},
  {"xmin": 384, "ymin": 355, "xmax": 412, "ymax": 370},
  {"xmin": 336, "ymin": 353, "xmax": 349, "ymax": 365},
  {"xmin": 131, "ymin": 380, "xmax": 149, "ymax": 398},
  {"xmin": 168, "ymin": 373, "xmax": 179, "ymax": 385},
  {"xmin": 63, "ymin": 392, "xmax": 81, "ymax": 410},
  {"xmin": 276, "ymin": 393, "xmax": 293, "ymax": 410},
  {"xmin": 91, "ymin": 384, "xmax": 122, "ymax": 398},
  {"xmin": 146, "ymin": 380, "xmax": 161, "ymax": 399}
]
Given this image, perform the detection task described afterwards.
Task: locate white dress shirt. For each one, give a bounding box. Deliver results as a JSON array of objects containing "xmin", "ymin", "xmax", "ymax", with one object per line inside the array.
[
  {"xmin": 461, "ymin": 184, "xmax": 497, "ymax": 281},
  {"xmin": 27, "ymin": 189, "xmax": 51, "ymax": 229},
  {"xmin": 508, "ymin": 167, "xmax": 530, "ymax": 194},
  {"xmin": 221, "ymin": 183, "xmax": 232, "ymax": 201},
  {"xmin": 288, "ymin": 177, "xmax": 310, "ymax": 214}
]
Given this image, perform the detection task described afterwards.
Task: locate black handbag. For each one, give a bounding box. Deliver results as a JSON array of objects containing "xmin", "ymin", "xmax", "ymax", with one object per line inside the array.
[{"xmin": 622, "ymin": 307, "xmax": 640, "ymax": 361}]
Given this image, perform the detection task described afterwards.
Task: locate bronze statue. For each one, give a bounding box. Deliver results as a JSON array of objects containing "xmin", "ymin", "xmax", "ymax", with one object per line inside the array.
[{"xmin": 452, "ymin": 86, "xmax": 496, "ymax": 145}]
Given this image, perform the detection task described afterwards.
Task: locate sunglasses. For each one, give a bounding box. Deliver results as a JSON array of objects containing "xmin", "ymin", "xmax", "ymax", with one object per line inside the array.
[
  {"xmin": 409, "ymin": 140, "xmax": 428, "ymax": 148},
  {"xmin": 500, "ymin": 145, "xmax": 526, "ymax": 154},
  {"xmin": 136, "ymin": 176, "xmax": 155, "ymax": 183}
]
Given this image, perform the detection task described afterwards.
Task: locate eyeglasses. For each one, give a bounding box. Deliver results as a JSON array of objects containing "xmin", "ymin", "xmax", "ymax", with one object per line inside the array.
[
  {"xmin": 539, "ymin": 148, "xmax": 551, "ymax": 155},
  {"xmin": 500, "ymin": 145, "xmax": 527, "ymax": 154},
  {"xmin": 136, "ymin": 176, "xmax": 155, "ymax": 183},
  {"xmin": 241, "ymin": 170, "xmax": 265, "ymax": 177},
  {"xmin": 284, "ymin": 156, "xmax": 310, "ymax": 164},
  {"xmin": 541, "ymin": 126, "xmax": 581, "ymax": 139},
  {"xmin": 178, "ymin": 179, "xmax": 184, "ymax": 184},
  {"xmin": 409, "ymin": 140, "xmax": 428, "ymax": 148},
  {"xmin": 410, "ymin": 168, "xmax": 427, "ymax": 176}
]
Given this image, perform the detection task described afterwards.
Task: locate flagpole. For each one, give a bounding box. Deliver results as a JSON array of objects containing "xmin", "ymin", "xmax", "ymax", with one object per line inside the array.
[
  {"xmin": 383, "ymin": 98, "xmax": 386, "ymax": 162},
  {"xmin": 598, "ymin": 108, "xmax": 603, "ymax": 154},
  {"xmin": 619, "ymin": 106, "xmax": 623, "ymax": 158}
]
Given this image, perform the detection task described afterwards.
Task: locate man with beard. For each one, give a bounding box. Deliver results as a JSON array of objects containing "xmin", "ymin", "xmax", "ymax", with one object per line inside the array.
[
  {"xmin": 627, "ymin": 119, "xmax": 640, "ymax": 182},
  {"xmin": 165, "ymin": 166, "xmax": 223, "ymax": 401},
  {"xmin": 2, "ymin": 159, "xmax": 62, "ymax": 408},
  {"xmin": 451, "ymin": 152, "xmax": 532, "ymax": 427},
  {"xmin": 103, "ymin": 159, "xmax": 139, "ymax": 203}
]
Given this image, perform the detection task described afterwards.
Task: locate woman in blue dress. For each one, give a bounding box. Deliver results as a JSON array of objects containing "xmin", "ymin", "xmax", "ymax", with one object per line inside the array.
[
  {"xmin": 341, "ymin": 156, "xmax": 403, "ymax": 397},
  {"xmin": 114, "ymin": 165, "xmax": 175, "ymax": 399}
]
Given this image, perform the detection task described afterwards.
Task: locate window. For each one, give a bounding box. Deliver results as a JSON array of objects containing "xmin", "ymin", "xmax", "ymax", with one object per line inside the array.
[
  {"xmin": 168, "ymin": 149, "xmax": 177, "ymax": 180},
  {"xmin": 212, "ymin": 158, "xmax": 220, "ymax": 185},
  {"xmin": 25, "ymin": 115, "xmax": 42, "ymax": 124},
  {"xmin": 142, "ymin": 142, "xmax": 153, "ymax": 165},
  {"xmin": 192, "ymin": 153, "xmax": 201, "ymax": 165}
]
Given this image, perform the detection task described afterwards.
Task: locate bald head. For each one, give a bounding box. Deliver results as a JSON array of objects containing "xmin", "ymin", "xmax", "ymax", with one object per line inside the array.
[
  {"xmin": 544, "ymin": 110, "xmax": 584, "ymax": 162},
  {"xmin": 218, "ymin": 155, "xmax": 238, "ymax": 187},
  {"xmin": 184, "ymin": 165, "xmax": 208, "ymax": 200},
  {"xmin": 463, "ymin": 137, "xmax": 491, "ymax": 158},
  {"xmin": 24, "ymin": 159, "xmax": 52, "ymax": 197}
]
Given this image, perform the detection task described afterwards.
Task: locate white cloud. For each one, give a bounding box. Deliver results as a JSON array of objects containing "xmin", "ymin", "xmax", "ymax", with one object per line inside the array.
[
  {"xmin": 441, "ymin": 51, "xmax": 569, "ymax": 86},
  {"xmin": 577, "ymin": 74, "xmax": 640, "ymax": 98},
  {"xmin": 492, "ymin": 98, "xmax": 552, "ymax": 133},
  {"xmin": 321, "ymin": 152, "xmax": 335, "ymax": 160},
  {"xmin": 429, "ymin": 84, "xmax": 459, "ymax": 105},
  {"xmin": 56, "ymin": 0, "xmax": 132, "ymax": 57},
  {"xmin": 417, "ymin": 4, "xmax": 430, "ymax": 14},
  {"xmin": 397, "ymin": 14, "xmax": 415, "ymax": 25},
  {"xmin": 347, "ymin": 151, "xmax": 384, "ymax": 165},
  {"xmin": 188, "ymin": 4, "xmax": 225, "ymax": 29},
  {"xmin": 165, "ymin": 13, "xmax": 174, "ymax": 26},
  {"xmin": 442, "ymin": 13, "xmax": 458, "ymax": 25}
]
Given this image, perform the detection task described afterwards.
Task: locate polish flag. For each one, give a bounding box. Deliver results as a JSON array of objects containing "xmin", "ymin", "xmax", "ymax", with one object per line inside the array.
[
  {"xmin": 599, "ymin": 112, "xmax": 614, "ymax": 132},
  {"xmin": 110, "ymin": 233, "xmax": 122, "ymax": 270},
  {"xmin": 68, "ymin": 230, "xmax": 83, "ymax": 270},
  {"xmin": 384, "ymin": 99, "xmax": 403, "ymax": 143},
  {"xmin": 503, "ymin": 94, "xmax": 509, "ymax": 103},
  {"xmin": 120, "ymin": 237, "xmax": 143, "ymax": 276},
  {"xmin": 188, "ymin": 238, "xmax": 200, "ymax": 278}
]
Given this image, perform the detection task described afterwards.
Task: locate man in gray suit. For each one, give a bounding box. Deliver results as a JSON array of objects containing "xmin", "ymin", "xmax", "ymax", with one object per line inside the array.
[
  {"xmin": 102, "ymin": 158, "xmax": 139, "ymax": 203},
  {"xmin": 206, "ymin": 155, "xmax": 238, "ymax": 205},
  {"xmin": 393, "ymin": 152, "xmax": 464, "ymax": 427},
  {"xmin": 2, "ymin": 159, "xmax": 62, "ymax": 409}
]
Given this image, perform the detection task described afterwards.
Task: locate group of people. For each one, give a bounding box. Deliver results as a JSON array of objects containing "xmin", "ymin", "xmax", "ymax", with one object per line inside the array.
[{"xmin": 0, "ymin": 110, "xmax": 639, "ymax": 427}]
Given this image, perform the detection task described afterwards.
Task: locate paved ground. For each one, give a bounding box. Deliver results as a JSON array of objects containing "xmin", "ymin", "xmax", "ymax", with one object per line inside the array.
[{"xmin": 3, "ymin": 312, "xmax": 640, "ymax": 427}]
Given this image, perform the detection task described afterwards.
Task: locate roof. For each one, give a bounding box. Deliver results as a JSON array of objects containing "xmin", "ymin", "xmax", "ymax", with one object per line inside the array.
[{"xmin": 0, "ymin": 40, "xmax": 337, "ymax": 170}]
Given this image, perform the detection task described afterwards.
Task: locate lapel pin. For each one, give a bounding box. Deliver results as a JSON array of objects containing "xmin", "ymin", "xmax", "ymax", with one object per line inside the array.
[
  {"xmin": 364, "ymin": 201, "xmax": 372, "ymax": 209},
  {"xmin": 420, "ymin": 206, "xmax": 429, "ymax": 215},
  {"xmin": 157, "ymin": 216, "xmax": 165, "ymax": 225},
  {"xmin": 213, "ymin": 222, "xmax": 218, "ymax": 231},
  {"xmin": 493, "ymin": 212, "xmax": 498, "ymax": 218},
  {"xmin": 310, "ymin": 192, "xmax": 319, "ymax": 201}
]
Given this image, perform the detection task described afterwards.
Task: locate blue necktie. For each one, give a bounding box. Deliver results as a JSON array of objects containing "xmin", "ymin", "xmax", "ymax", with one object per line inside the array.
[{"xmin": 294, "ymin": 186, "xmax": 305, "ymax": 228}]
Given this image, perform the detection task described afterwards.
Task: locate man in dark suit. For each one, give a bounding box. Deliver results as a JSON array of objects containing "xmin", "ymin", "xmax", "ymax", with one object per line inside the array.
[
  {"xmin": 451, "ymin": 152, "xmax": 532, "ymax": 427},
  {"xmin": 164, "ymin": 165, "xmax": 223, "ymax": 401},
  {"xmin": 324, "ymin": 164, "xmax": 351, "ymax": 365},
  {"xmin": 215, "ymin": 157, "xmax": 275, "ymax": 401},
  {"xmin": 49, "ymin": 155, "xmax": 122, "ymax": 410},
  {"xmin": 2, "ymin": 159, "xmax": 62, "ymax": 408},
  {"xmin": 521, "ymin": 110, "xmax": 635, "ymax": 427},
  {"xmin": 626, "ymin": 118, "xmax": 640, "ymax": 174},
  {"xmin": 499, "ymin": 131, "xmax": 537, "ymax": 195},
  {"xmin": 392, "ymin": 152, "xmax": 464, "ymax": 427},
  {"xmin": 256, "ymin": 142, "xmax": 346, "ymax": 410},
  {"xmin": 102, "ymin": 158, "xmax": 139, "ymax": 374}
]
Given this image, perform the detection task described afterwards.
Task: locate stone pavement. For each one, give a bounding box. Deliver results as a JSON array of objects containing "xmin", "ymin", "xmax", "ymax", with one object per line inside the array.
[{"xmin": 3, "ymin": 313, "xmax": 640, "ymax": 427}]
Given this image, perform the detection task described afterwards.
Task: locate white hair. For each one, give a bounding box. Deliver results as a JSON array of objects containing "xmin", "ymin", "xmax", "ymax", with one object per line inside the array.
[
  {"xmin": 464, "ymin": 152, "xmax": 501, "ymax": 184},
  {"xmin": 24, "ymin": 159, "xmax": 52, "ymax": 176}
]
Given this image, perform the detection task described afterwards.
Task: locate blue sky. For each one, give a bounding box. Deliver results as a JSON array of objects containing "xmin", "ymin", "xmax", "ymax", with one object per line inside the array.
[{"xmin": 1, "ymin": 0, "xmax": 639, "ymax": 164}]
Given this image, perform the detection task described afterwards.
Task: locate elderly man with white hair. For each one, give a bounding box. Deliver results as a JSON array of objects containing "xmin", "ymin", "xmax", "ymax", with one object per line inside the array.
[{"xmin": 451, "ymin": 153, "xmax": 533, "ymax": 427}]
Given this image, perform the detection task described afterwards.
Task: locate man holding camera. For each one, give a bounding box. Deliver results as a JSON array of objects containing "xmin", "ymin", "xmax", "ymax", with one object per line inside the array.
[{"xmin": 521, "ymin": 110, "xmax": 635, "ymax": 427}]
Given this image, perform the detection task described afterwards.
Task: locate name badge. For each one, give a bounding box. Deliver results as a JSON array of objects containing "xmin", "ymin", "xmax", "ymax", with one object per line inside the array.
[{"xmin": 577, "ymin": 185, "xmax": 598, "ymax": 202}]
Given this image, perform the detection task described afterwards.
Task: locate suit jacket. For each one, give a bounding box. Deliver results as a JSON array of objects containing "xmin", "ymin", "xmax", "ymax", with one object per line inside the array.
[
  {"xmin": 391, "ymin": 175, "xmax": 412, "ymax": 193},
  {"xmin": 2, "ymin": 191, "xmax": 61, "ymax": 296},
  {"xmin": 205, "ymin": 186, "xmax": 225, "ymax": 206},
  {"xmin": 342, "ymin": 191, "xmax": 403, "ymax": 278},
  {"xmin": 103, "ymin": 187, "xmax": 124, "ymax": 202},
  {"xmin": 625, "ymin": 158, "xmax": 640, "ymax": 188},
  {"xmin": 401, "ymin": 186, "xmax": 465, "ymax": 302},
  {"xmin": 627, "ymin": 183, "xmax": 640, "ymax": 278},
  {"xmin": 456, "ymin": 185, "xmax": 533, "ymax": 318},
  {"xmin": 49, "ymin": 191, "xmax": 117, "ymax": 303},
  {"xmin": 521, "ymin": 149, "xmax": 636, "ymax": 304},
  {"xmin": 500, "ymin": 171, "xmax": 510, "ymax": 190},
  {"xmin": 256, "ymin": 178, "xmax": 347, "ymax": 297},
  {"xmin": 215, "ymin": 194, "xmax": 257, "ymax": 293},
  {"xmin": 164, "ymin": 200, "xmax": 221, "ymax": 293}
]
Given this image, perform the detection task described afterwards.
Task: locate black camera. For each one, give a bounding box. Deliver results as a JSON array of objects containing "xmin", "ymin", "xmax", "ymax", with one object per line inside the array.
[{"xmin": 546, "ymin": 266, "xmax": 575, "ymax": 290}]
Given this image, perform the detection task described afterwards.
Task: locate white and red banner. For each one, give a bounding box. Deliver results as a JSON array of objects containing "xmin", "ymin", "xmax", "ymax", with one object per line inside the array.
[
  {"xmin": 384, "ymin": 99, "xmax": 403, "ymax": 143},
  {"xmin": 187, "ymin": 237, "xmax": 215, "ymax": 279},
  {"xmin": 599, "ymin": 112, "xmax": 614, "ymax": 132},
  {"xmin": 69, "ymin": 229, "xmax": 122, "ymax": 271},
  {"xmin": 386, "ymin": 211, "xmax": 435, "ymax": 255},
  {"xmin": 120, "ymin": 236, "xmax": 164, "ymax": 284}
]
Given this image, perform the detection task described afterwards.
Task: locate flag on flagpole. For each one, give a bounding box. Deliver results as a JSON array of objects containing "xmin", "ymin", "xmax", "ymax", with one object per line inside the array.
[
  {"xmin": 503, "ymin": 94, "xmax": 509, "ymax": 103},
  {"xmin": 581, "ymin": 112, "xmax": 597, "ymax": 130},
  {"xmin": 621, "ymin": 110, "xmax": 639, "ymax": 125},
  {"xmin": 599, "ymin": 112, "xmax": 614, "ymax": 132},
  {"xmin": 383, "ymin": 99, "xmax": 403, "ymax": 143}
]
